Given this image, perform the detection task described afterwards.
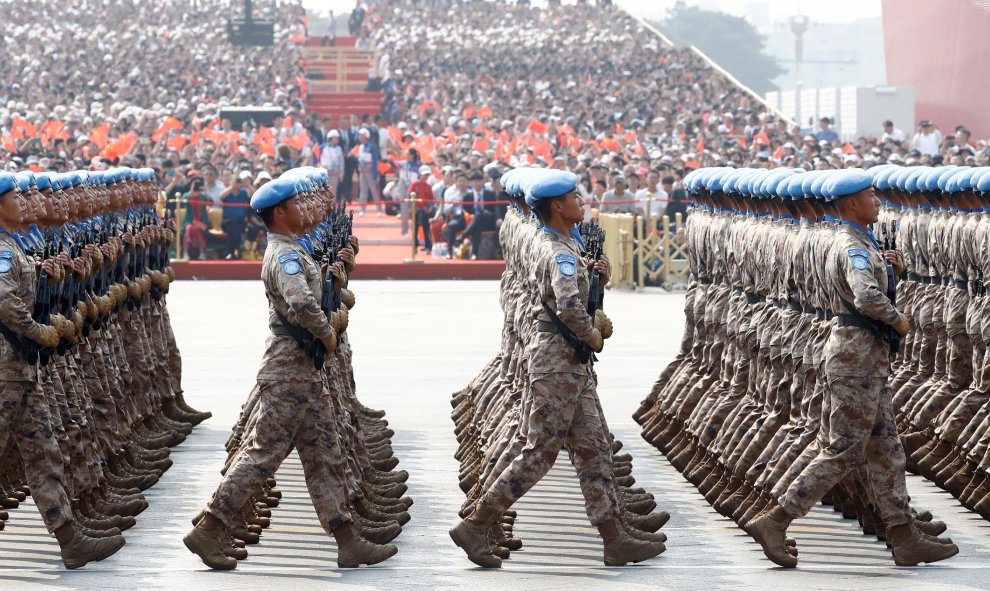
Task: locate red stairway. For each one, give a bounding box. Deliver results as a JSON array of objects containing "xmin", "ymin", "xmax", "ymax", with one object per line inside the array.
[{"xmin": 302, "ymin": 36, "xmax": 382, "ymax": 120}]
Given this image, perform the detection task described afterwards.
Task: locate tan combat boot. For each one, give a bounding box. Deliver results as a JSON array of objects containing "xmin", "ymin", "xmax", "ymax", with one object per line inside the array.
[
  {"xmin": 743, "ymin": 507, "xmax": 798, "ymax": 568},
  {"xmin": 599, "ymin": 518, "xmax": 665, "ymax": 566},
  {"xmin": 56, "ymin": 522, "xmax": 126, "ymax": 569},
  {"xmin": 449, "ymin": 517, "xmax": 501, "ymax": 568},
  {"xmin": 888, "ymin": 523, "xmax": 959, "ymax": 566},
  {"xmin": 334, "ymin": 523, "xmax": 398, "ymax": 568},
  {"xmin": 183, "ymin": 514, "xmax": 238, "ymax": 570}
]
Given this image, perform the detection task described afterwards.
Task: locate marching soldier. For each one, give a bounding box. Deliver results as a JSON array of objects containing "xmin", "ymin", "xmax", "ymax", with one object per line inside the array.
[{"xmin": 449, "ymin": 169, "xmax": 665, "ymax": 568}]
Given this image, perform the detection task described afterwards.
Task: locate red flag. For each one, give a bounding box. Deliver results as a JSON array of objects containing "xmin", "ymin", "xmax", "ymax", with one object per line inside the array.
[
  {"xmin": 151, "ymin": 116, "xmax": 183, "ymax": 143},
  {"xmin": 527, "ymin": 118, "xmax": 548, "ymax": 136},
  {"xmin": 696, "ymin": 135, "xmax": 705, "ymax": 155},
  {"xmin": 754, "ymin": 128, "xmax": 770, "ymax": 146}
]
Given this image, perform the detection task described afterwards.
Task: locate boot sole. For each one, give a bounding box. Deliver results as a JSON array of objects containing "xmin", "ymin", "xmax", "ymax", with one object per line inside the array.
[{"xmin": 63, "ymin": 537, "xmax": 126, "ymax": 570}]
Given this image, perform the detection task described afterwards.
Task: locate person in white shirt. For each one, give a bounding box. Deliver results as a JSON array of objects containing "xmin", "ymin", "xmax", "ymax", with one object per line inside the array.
[
  {"xmin": 436, "ymin": 172, "xmax": 468, "ymax": 258},
  {"xmin": 881, "ymin": 120, "xmax": 905, "ymax": 143},
  {"xmin": 203, "ymin": 166, "xmax": 226, "ymax": 204},
  {"xmin": 320, "ymin": 130, "xmax": 345, "ymax": 200},
  {"xmin": 912, "ymin": 120, "xmax": 942, "ymax": 156},
  {"xmin": 636, "ymin": 170, "xmax": 668, "ymax": 226}
]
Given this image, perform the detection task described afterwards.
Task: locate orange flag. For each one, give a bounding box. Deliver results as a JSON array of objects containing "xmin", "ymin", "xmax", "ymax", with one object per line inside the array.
[
  {"xmin": 754, "ymin": 128, "xmax": 770, "ymax": 146},
  {"xmin": 527, "ymin": 118, "xmax": 548, "ymax": 136},
  {"xmin": 472, "ymin": 138, "xmax": 490, "ymax": 153},
  {"xmin": 842, "ymin": 143, "xmax": 856, "ymax": 154},
  {"xmin": 151, "ymin": 116, "xmax": 183, "ymax": 143},
  {"xmin": 166, "ymin": 135, "xmax": 187, "ymax": 152},
  {"xmin": 477, "ymin": 106, "xmax": 493, "ymax": 120},
  {"xmin": 11, "ymin": 117, "xmax": 36, "ymax": 140},
  {"xmin": 89, "ymin": 123, "xmax": 110, "ymax": 149},
  {"xmin": 696, "ymin": 135, "xmax": 705, "ymax": 155}
]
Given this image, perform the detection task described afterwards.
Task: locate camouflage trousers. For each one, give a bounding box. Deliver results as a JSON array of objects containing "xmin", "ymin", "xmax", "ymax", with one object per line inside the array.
[
  {"xmin": 0, "ymin": 379, "xmax": 75, "ymax": 532},
  {"xmin": 476, "ymin": 372, "xmax": 618, "ymax": 526},
  {"xmin": 208, "ymin": 379, "xmax": 352, "ymax": 534},
  {"xmin": 779, "ymin": 375, "xmax": 912, "ymax": 527}
]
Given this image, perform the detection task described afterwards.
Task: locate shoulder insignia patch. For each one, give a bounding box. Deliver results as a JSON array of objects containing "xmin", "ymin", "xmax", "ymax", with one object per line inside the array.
[
  {"xmin": 0, "ymin": 259, "xmax": 11, "ymax": 273},
  {"xmin": 850, "ymin": 255, "xmax": 870, "ymax": 270},
  {"xmin": 847, "ymin": 248, "xmax": 870, "ymax": 259},
  {"xmin": 277, "ymin": 251, "xmax": 301, "ymax": 264},
  {"xmin": 282, "ymin": 260, "xmax": 302, "ymax": 276},
  {"xmin": 558, "ymin": 261, "xmax": 577, "ymax": 277},
  {"xmin": 555, "ymin": 253, "xmax": 577, "ymax": 265},
  {"xmin": 0, "ymin": 251, "xmax": 12, "ymax": 259}
]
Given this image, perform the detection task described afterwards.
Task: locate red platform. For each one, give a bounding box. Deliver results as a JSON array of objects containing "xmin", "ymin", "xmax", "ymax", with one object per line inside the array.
[{"xmin": 173, "ymin": 208, "xmax": 505, "ymax": 281}]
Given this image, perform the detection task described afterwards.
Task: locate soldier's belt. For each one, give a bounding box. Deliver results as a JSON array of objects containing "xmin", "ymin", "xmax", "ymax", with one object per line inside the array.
[{"xmin": 836, "ymin": 314, "xmax": 884, "ymax": 335}]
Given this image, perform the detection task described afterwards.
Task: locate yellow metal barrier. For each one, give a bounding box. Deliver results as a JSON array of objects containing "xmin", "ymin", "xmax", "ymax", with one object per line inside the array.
[
  {"xmin": 632, "ymin": 213, "xmax": 690, "ymax": 290},
  {"xmin": 598, "ymin": 213, "xmax": 635, "ymax": 289}
]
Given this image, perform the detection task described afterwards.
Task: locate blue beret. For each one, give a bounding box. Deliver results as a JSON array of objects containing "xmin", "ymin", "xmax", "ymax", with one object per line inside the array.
[
  {"xmin": 936, "ymin": 166, "xmax": 962, "ymax": 192},
  {"xmin": 499, "ymin": 169, "xmax": 521, "ymax": 195},
  {"xmin": 887, "ymin": 168, "xmax": 924, "ymax": 193},
  {"xmin": 810, "ymin": 171, "xmax": 836, "ymax": 200},
  {"xmin": 901, "ymin": 168, "xmax": 924, "ymax": 193},
  {"xmin": 703, "ymin": 168, "xmax": 729, "ymax": 193},
  {"xmin": 525, "ymin": 170, "xmax": 578, "ymax": 206},
  {"xmin": 774, "ymin": 170, "xmax": 802, "ymax": 197},
  {"xmin": 872, "ymin": 166, "xmax": 900, "ymax": 191},
  {"xmin": 918, "ymin": 167, "xmax": 943, "ymax": 193},
  {"xmin": 0, "ymin": 172, "xmax": 17, "ymax": 197},
  {"xmin": 250, "ymin": 178, "xmax": 298, "ymax": 211},
  {"xmin": 827, "ymin": 169, "xmax": 873, "ymax": 201},
  {"xmin": 720, "ymin": 169, "xmax": 747, "ymax": 195},
  {"xmin": 741, "ymin": 170, "xmax": 768, "ymax": 198},
  {"xmin": 14, "ymin": 172, "xmax": 35, "ymax": 192},
  {"xmin": 683, "ymin": 169, "xmax": 707, "ymax": 195},
  {"xmin": 945, "ymin": 168, "xmax": 973, "ymax": 193},
  {"xmin": 34, "ymin": 173, "xmax": 53, "ymax": 191},
  {"xmin": 976, "ymin": 169, "xmax": 990, "ymax": 193},
  {"xmin": 799, "ymin": 170, "xmax": 823, "ymax": 197},
  {"xmin": 780, "ymin": 174, "xmax": 803, "ymax": 200},
  {"xmin": 514, "ymin": 168, "xmax": 545, "ymax": 199}
]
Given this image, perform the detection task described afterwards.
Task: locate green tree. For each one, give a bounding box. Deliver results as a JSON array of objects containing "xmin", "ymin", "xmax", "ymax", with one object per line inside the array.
[{"xmin": 651, "ymin": 1, "xmax": 784, "ymax": 94}]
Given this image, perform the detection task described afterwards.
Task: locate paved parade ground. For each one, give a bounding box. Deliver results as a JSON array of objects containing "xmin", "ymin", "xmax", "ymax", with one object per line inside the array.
[{"xmin": 2, "ymin": 281, "xmax": 990, "ymax": 590}]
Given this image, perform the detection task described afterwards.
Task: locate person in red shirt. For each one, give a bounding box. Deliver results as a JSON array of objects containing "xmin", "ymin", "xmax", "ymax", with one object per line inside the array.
[{"xmin": 409, "ymin": 165, "xmax": 434, "ymax": 251}]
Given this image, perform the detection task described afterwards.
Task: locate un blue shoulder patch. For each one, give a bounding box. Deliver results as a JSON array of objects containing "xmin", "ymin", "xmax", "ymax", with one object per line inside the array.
[
  {"xmin": 0, "ymin": 258, "xmax": 11, "ymax": 273},
  {"xmin": 282, "ymin": 260, "xmax": 302, "ymax": 275},
  {"xmin": 555, "ymin": 253, "xmax": 578, "ymax": 276},
  {"xmin": 848, "ymin": 248, "xmax": 870, "ymax": 271}
]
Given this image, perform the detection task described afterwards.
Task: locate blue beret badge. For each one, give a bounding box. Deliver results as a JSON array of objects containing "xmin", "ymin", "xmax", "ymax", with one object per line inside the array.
[
  {"xmin": 0, "ymin": 258, "xmax": 11, "ymax": 273},
  {"xmin": 282, "ymin": 260, "xmax": 302, "ymax": 275}
]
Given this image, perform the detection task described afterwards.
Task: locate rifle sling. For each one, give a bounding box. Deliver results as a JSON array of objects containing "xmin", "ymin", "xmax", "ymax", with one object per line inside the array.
[{"xmin": 539, "ymin": 300, "xmax": 592, "ymax": 363}]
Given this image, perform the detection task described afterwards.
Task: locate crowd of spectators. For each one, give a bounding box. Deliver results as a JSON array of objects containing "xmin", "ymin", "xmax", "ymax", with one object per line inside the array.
[{"xmin": 2, "ymin": 0, "xmax": 988, "ymax": 260}]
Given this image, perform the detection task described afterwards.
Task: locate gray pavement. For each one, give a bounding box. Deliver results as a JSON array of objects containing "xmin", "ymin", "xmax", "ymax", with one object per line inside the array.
[{"xmin": 1, "ymin": 280, "xmax": 989, "ymax": 590}]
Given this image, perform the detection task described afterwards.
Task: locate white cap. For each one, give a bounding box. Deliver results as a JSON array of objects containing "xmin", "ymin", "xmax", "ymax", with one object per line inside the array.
[
  {"xmin": 359, "ymin": 128, "xmax": 371, "ymax": 138},
  {"xmin": 418, "ymin": 165, "xmax": 432, "ymax": 176},
  {"xmin": 255, "ymin": 170, "xmax": 273, "ymax": 183},
  {"xmin": 238, "ymin": 170, "xmax": 253, "ymax": 180},
  {"xmin": 327, "ymin": 129, "xmax": 341, "ymax": 139}
]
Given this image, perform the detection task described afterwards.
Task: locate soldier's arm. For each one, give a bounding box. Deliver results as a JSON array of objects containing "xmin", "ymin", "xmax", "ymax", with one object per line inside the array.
[
  {"xmin": 274, "ymin": 264, "xmax": 334, "ymax": 339},
  {"xmin": 844, "ymin": 248, "xmax": 901, "ymax": 325},
  {"xmin": 0, "ymin": 262, "xmax": 47, "ymax": 340},
  {"xmin": 548, "ymin": 251, "xmax": 596, "ymax": 342}
]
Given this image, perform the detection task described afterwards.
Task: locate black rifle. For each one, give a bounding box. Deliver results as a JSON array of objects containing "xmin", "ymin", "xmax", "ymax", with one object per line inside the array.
[
  {"xmin": 309, "ymin": 207, "xmax": 353, "ymax": 369},
  {"xmin": 576, "ymin": 221, "xmax": 606, "ymax": 363}
]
